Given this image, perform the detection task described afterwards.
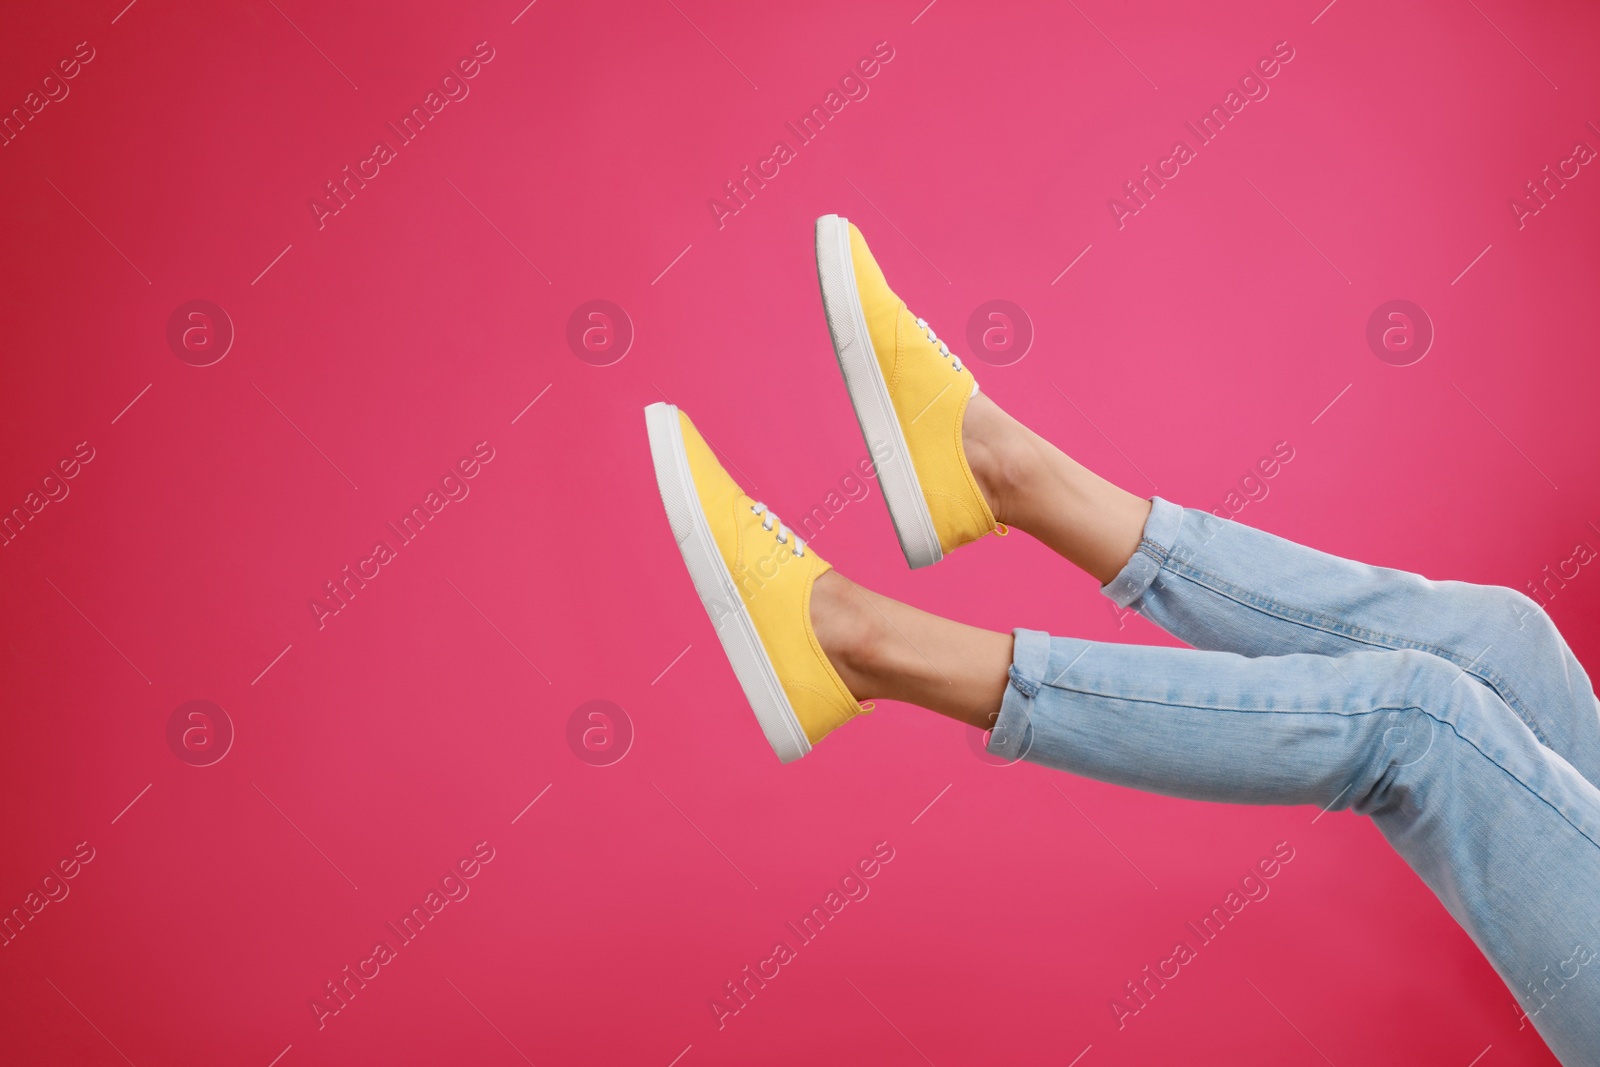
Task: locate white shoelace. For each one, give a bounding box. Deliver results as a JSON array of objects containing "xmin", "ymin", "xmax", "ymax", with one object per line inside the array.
[
  {"xmin": 914, "ymin": 316, "xmax": 963, "ymax": 372},
  {"xmin": 749, "ymin": 502, "xmax": 805, "ymax": 557}
]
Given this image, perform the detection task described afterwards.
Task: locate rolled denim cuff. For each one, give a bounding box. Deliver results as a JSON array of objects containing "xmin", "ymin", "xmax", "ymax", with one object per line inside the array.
[
  {"xmin": 988, "ymin": 628, "xmax": 1051, "ymax": 761},
  {"xmin": 1101, "ymin": 496, "xmax": 1183, "ymax": 609}
]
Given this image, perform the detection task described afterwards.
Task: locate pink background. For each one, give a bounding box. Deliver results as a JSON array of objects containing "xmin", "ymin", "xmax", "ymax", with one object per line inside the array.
[{"xmin": 2, "ymin": 0, "xmax": 1597, "ymax": 1063}]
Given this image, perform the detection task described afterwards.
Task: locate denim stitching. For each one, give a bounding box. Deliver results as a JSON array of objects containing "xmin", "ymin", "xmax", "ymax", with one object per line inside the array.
[
  {"xmin": 1008, "ymin": 664, "xmax": 1040, "ymax": 699},
  {"xmin": 1137, "ymin": 538, "xmax": 1169, "ymax": 566},
  {"xmin": 1109, "ymin": 538, "xmax": 1170, "ymax": 608}
]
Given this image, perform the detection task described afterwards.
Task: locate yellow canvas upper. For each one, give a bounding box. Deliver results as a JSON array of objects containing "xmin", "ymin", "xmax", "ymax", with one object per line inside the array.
[
  {"xmin": 847, "ymin": 223, "xmax": 997, "ymax": 555},
  {"xmin": 677, "ymin": 410, "xmax": 862, "ymax": 746}
]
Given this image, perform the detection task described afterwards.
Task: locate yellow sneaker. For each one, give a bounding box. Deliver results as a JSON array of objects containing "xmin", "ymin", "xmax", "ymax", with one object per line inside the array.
[
  {"xmin": 815, "ymin": 214, "xmax": 999, "ymax": 569},
  {"xmin": 645, "ymin": 402, "xmax": 865, "ymax": 762}
]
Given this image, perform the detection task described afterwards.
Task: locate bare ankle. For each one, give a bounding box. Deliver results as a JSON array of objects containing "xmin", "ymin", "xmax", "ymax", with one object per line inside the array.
[
  {"xmin": 810, "ymin": 570, "xmax": 888, "ymax": 701},
  {"xmin": 961, "ymin": 392, "xmax": 1042, "ymax": 528}
]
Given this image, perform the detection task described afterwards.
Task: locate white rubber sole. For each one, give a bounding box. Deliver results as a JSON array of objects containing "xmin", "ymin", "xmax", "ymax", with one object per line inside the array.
[
  {"xmin": 644, "ymin": 403, "xmax": 812, "ymax": 764},
  {"xmin": 814, "ymin": 214, "xmax": 942, "ymax": 569}
]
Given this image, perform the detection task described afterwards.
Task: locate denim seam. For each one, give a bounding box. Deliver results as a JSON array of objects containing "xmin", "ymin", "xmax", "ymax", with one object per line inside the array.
[
  {"xmin": 1037, "ymin": 676, "xmax": 1404, "ymax": 715},
  {"xmin": 1137, "ymin": 538, "xmax": 1170, "ymax": 567},
  {"xmin": 1109, "ymin": 538, "xmax": 1172, "ymax": 608},
  {"xmin": 1158, "ymin": 559, "xmax": 1552, "ymax": 748},
  {"xmin": 1008, "ymin": 665, "xmax": 1040, "ymax": 699}
]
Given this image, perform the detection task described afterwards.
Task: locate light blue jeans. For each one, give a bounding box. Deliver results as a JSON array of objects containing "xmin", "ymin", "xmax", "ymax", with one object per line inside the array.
[{"xmin": 989, "ymin": 498, "xmax": 1600, "ymax": 1063}]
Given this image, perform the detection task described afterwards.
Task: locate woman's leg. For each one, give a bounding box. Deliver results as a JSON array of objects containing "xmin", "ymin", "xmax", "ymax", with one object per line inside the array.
[
  {"xmin": 811, "ymin": 573, "xmax": 1600, "ymax": 1060},
  {"xmin": 962, "ymin": 392, "xmax": 1600, "ymax": 787},
  {"xmin": 811, "ymin": 569, "xmax": 1012, "ymax": 727}
]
